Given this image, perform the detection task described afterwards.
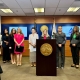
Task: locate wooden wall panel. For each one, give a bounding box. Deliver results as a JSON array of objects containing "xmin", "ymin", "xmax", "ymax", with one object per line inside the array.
[
  {"xmin": 0, "ymin": 40, "xmax": 30, "ymax": 56},
  {"xmin": 1, "ymin": 16, "xmax": 80, "ymax": 24},
  {"xmin": 22, "ymin": 40, "xmax": 29, "ymax": 56},
  {"xmin": 0, "ymin": 40, "xmax": 72, "ymax": 57},
  {"xmin": 55, "ymin": 16, "xmax": 80, "ymax": 23},
  {"xmin": 22, "ymin": 40, "xmax": 72, "ymax": 57},
  {"xmin": 65, "ymin": 40, "xmax": 71, "ymax": 56},
  {"xmin": 1, "ymin": 15, "xmax": 80, "ymax": 56},
  {"xmin": 1, "ymin": 16, "xmax": 35, "ymax": 24}
]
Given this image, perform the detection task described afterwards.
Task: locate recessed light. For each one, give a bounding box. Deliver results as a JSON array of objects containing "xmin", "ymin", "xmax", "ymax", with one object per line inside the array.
[
  {"xmin": 0, "ymin": 9, "xmax": 13, "ymax": 13},
  {"xmin": 34, "ymin": 8, "xmax": 44, "ymax": 13},
  {"xmin": 67, "ymin": 7, "xmax": 80, "ymax": 12}
]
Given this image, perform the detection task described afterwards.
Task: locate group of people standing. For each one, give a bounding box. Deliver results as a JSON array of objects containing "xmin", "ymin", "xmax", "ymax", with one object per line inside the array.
[
  {"xmin": 0, "ymin": 25, "xmax": 79, "ymax": 80},
  {"xmin": 2, "ymin": 28, "xmax": 24, "ymax": 66},
  {"xmin": 1, "ymin": 25, "xmax": 80, "ymax": 69},
  {"xmin": 29, "ymin": 25, "xmax": 80, "ymax": 69}
]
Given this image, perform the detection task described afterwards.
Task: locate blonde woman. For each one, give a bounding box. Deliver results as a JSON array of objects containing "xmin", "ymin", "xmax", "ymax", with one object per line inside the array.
[
  {"xmin": 40, "ymin": 25, "xmax": 50, "ymax": 39},
  {"xmin": 14, "ymin": 28, "xmax": 24, "ymax": 66}
]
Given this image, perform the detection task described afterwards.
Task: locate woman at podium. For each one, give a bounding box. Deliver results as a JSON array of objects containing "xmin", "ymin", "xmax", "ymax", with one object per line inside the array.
[
  {"xmin": 29, "ymin": 27, "xmax": 39, "ymax": 67},
  {"xmin": 40, "ymin": 25, "xmax": 50, "ymax": 39}
]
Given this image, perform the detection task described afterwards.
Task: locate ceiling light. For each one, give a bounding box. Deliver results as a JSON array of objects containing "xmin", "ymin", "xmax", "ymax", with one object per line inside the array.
[
  {"xmin": 67, "ymin": 7, "xmax": 80, "ymax": 12},
  {"xmin": 34, "ymin": 8, "xmax": 44, "ymax": 13},
  {"xmin": 0, "ymin": 9, "xmax": 13, "ymax": 13}
]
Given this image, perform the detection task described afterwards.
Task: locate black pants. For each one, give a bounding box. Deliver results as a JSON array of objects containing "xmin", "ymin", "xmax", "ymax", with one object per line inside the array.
[
  {"xmin": 3, "ymin": 47, "xmax": 11, "ymax": 61},
  {"xmin": 56, "ymin": 45, "xmax": 65, "ymax": 67},
  {"xmin": 71, "ymin": 46, "xmax": 79, "ymax": 65}
]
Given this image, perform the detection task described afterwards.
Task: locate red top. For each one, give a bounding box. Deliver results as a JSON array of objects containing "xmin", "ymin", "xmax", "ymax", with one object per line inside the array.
[
  {"xmin": 44, "ymin": 35, "xmax": 46, "ymax": 40},
  {"xmin": 14, "ymin": 34, "xmax": 24, "ymax": 46},
  {"xmin": 14, "ymin": 33, "xmax": 24, "ymax": 54}
]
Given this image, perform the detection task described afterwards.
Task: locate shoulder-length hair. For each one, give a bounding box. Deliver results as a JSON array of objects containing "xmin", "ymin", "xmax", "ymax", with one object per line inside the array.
[
  {"xmin": 17, "ymin": 28, "xmax": 23, "ymax": 34},
  {"xmin": 72, "ymin": 26, "xmax": 79, "ymax": 35},
  {"xmin": 41, "ymin": 29, "xmax": 49, "ymax": 37},
  {"xmin": 10, "ymin": 28, "xmax": 16, "ymax": 36}
]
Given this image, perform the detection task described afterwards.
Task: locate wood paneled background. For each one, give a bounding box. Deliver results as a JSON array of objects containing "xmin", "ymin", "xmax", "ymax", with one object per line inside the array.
[{"xmin": 1, "ymin": 15, "xmax": 80, "ymax": 56}]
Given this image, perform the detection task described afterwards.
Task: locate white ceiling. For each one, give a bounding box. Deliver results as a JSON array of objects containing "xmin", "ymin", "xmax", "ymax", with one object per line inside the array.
[{"xmin": 0, "ymin": 0, "xmax": 80, "ymax": 16}]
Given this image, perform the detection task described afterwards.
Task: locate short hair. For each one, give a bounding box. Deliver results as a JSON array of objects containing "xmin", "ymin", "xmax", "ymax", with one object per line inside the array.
[
  {"xmin": 58, "ymin": 26, "xmax": 62, "ymax": 28},
  {"xmin": 32, "ymin": 27, "xmax": 36, "ymax": 30},
  {"xmin": 31, "ymin": 27, "xmax": 36, "ymax": 32}
]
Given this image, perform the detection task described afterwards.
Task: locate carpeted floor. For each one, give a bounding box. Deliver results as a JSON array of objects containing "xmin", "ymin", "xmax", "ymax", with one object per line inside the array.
[{"xmin": 0, "ymin": 57, "xmax": 80, "ymax": 80}]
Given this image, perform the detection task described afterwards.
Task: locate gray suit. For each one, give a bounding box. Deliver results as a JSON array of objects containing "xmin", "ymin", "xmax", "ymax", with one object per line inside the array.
[{"xmin": 55, "ymin": 32, "xmax": 66, "ymax": 67}]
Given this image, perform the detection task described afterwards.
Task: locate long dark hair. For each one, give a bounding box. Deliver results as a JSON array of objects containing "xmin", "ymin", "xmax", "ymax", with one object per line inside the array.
[
  {"xmin": 10, "ymin": 28, "xmax": 16, "ymax": 36},
  {"xmin": 72, "ymin": 26, "xmax": 79, "ymax": 35},
  {"xmin": 3, "ymin": 29, "xmax": 8, "ymax": 36}
]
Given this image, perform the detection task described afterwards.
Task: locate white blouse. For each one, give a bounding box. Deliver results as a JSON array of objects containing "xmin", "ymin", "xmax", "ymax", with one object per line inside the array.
[{"xmin": 29, "ymin": 33, "xmax": 39, "ymax": 52}]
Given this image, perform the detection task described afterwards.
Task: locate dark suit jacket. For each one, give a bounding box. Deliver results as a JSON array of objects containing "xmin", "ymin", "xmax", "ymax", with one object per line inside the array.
[
  {"xmin": 9, "ymin": 34, "xmax": 15, "ymax": 47},
  {"xmin": 70, "ymin": 33, "xmax": 79, "ymax": 47},
  {"xmin": 2, "ymin": 35, "xmax": 9, "ymax": 47},
  {"xmin": 77, "ymin": 33, "xmax": 80, "ymax": 47}
]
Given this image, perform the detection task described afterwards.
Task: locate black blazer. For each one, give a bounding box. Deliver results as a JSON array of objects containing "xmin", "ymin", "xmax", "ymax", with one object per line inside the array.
[
  {"xmin": 2, "ymin": 35, "xmax": 9, "ymax": 47},
  {"xmin": 9, "ymin": 34, "xmax": 15, "ymax": 47},
  {"xmin": 77, "ymin": 33, "xmax": 80, "ymax": 47},
  {"xmin": 70, "ymin": 33, "xmax": 79, "ymax": 47},
  {"xmin": 40, "ymin": 36, "xmax": 51, "ymax": 39}
]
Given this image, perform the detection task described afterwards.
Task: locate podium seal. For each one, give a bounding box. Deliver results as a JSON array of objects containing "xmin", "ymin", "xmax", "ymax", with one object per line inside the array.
[{"xmin": 40, "ymin": 43, "xmax": 53, "ymax": 56}]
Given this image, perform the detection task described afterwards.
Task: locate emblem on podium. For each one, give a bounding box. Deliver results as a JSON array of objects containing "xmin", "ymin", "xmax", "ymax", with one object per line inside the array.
[{"xmin": 40, "ymin": 43, "xmax": 53, "ymax": 56}]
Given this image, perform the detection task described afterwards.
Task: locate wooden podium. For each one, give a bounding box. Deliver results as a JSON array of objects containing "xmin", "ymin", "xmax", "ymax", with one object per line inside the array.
[{"xmin": 36, "ymin": 39, "xmax": 56, "ymax": 76}]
